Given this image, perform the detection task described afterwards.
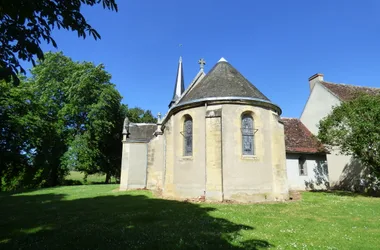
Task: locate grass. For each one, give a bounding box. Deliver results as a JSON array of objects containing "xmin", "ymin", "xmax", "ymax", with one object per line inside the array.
[
  {"xmin": 0, "ymin": 187, "xmax": 379, "ymax": 249},
  {"xmin": 64, "ymin": 171, "xmax": 117, "ymax": 185}
]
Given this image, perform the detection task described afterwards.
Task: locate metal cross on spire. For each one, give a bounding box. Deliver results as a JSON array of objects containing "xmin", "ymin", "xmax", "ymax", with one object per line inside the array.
[{"xmin": 198, "ymin": 58, "xmax": 206, "ymax": 70}]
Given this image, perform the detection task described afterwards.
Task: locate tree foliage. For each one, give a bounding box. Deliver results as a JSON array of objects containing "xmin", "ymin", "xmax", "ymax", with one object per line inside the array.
[
  {"xmin": 0, "ymin": 0, "xmax": 117, "ymax": 83},
  {"xmin": 125, "ymin": 106, "xmax": 157, "ymax": 123},
  {"xmin": 0, "ymin": 52, "xmax": 124, "ymax": 190},
  {"xmin": 318, "ymin": 94, "xmax": 380, "ymax": 180},
  {"xmin": 1, "ymin": 52, "xmax": 157, "ymax": 190},
  {"xmin": 0, "ymin": 79, "xmax": 41, "ymax": 190}
]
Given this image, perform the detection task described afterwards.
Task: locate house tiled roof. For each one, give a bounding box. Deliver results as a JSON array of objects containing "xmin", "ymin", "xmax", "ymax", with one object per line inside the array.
[
  {"xmin": 320, "ymin": 81, "xmax": 380, "ymax": 101},
  {"xmin": 282, "ymin": 118, "xmax": 327, "ymax": 154},
  {"xmin": 179, "ymin": 60, "xmax": 271, "ymax": 104}
]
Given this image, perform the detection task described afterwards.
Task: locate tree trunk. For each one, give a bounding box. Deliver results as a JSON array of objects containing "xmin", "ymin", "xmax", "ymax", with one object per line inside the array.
[{"xmin": 105, "ymin": 172, "xmax": 111, "ymax": 184}]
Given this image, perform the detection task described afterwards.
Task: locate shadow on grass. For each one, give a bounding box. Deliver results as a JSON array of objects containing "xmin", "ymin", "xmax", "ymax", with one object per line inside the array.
[{"xmin": 0, "ymin": 191, "xmax": 272, "ymax": 249}]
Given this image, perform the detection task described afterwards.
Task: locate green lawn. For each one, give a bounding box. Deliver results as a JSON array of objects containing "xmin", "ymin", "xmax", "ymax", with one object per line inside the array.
[
  {"xmin": 64, "ymin": 171, "xmax": 117, "ymax": 185},
  {"xmin": 0, "ymin": 186, "xmax": 379, "ymax": 249}
]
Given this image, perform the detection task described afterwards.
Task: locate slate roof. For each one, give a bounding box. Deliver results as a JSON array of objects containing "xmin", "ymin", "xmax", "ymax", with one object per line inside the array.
[
  {"xmin": 282, "ymin": 118, "xmax": 327, "ymax": 154},
  {"xmin": 128, "ymin": 124, "xmax": 157, "ymax": 143},
  {"xmin": 320, "ymin": 81, "xmax": 380, "ymax": 101},
  {"xmin": 179, "ymin": 61, "xmax": 270, "ymax": 104}
]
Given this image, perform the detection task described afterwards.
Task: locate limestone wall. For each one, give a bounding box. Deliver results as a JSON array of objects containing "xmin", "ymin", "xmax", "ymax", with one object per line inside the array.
[
  {"xmin": 222, "ymin": 104, "xmax": 286, "ymax": 202},
  {"xmin": 270, "ymin": 112, "xmax": 289, "ymax": 200},
  {"xmin": 163, "ymin": 106, "xmax": 207, "ymax": 199},
  {"xmin": 205, "ymin": 106, "xmax": 223, "ymax": 201},
  {"xmin": 160, "ymin": 103, "xmax": 288, "ymax": 202},
  {"xmin": 146, "ymin": 135, "xmax": 165, "ymax": 190}
]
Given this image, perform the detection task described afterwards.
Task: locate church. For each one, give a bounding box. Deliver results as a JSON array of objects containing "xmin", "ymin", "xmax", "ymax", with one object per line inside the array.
[{"xmin": 120, "ymin": 57, "xmax": 329, "ymax": 202}]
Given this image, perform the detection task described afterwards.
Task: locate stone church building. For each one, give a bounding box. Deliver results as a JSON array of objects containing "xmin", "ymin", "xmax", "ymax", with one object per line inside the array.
[{"xmin": 120, "ymin": 57, "xmax": 329, "ymax": 202}]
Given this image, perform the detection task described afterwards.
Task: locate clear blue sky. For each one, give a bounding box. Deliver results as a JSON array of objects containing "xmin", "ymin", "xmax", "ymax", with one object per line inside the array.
[{"xmin": 25, "ymin": 0, "xmax": 380, "ymax": 118}]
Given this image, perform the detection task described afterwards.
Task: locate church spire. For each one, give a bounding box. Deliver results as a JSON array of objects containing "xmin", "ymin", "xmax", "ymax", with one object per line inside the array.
[{"xmin": 169, "ymin": 56, "xmax": 185, "ymax": 108}]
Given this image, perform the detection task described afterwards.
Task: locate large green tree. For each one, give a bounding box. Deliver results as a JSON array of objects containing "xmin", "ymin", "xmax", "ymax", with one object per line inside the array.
[
  {"xmin": 0, "ymin": 52, "xmax": 125, "ymax": 189},
  {"xmin": 318, "ymin": 94, "xmax": 380, "ymax": 189},
  {"xmin": 0, "ymin": 0, "xmax": 117, "ymax": 83},
  {"xmin": 30, "ymin": 52, "xmax": 123, "ymax": 184},
  {"xmin": 1, "ymin": 52, "xmax": 157, "ymax": 190}
]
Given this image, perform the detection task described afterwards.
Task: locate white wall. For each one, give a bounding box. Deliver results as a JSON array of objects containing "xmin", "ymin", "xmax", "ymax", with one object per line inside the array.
[
  {"xmin": 300, "ymin": 82, "xmax": 341, "ymax": 135},
  {"xmin": 300, "ymin": 82, "xmax": 354, "ymax": 187},
  {"xmin": 120, "ymin": 143, "xmax": 148, "ymax": 190},
  {"xmin": 286, "ymin": 153, "xmax": 328, "ymax": 190}
]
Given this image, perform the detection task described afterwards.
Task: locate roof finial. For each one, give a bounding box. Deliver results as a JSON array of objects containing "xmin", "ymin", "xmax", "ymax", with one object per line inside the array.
[
  {"xmin": 198, "ymin": 58, "xmax": 206, "ymax": 70},
  {"xmin": 179, "ymin": 44, "xmax": 183, "ymax": 62},
  {"xmin": 218, "ymin": 57, "xmax": 227, "ymax": 62},
  {"xmin": 157, "ymin": 112, "xmax": 162, "ymax": 123}
]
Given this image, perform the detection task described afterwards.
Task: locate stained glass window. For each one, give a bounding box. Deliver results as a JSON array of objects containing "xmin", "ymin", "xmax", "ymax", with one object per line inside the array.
[
  {"xmin": 184, "ymin": 117, "xmax": 193, "ymax": 156},
  {"xmin": 242, "ymin": 114, "xmax": 254, "ymax": 155}
]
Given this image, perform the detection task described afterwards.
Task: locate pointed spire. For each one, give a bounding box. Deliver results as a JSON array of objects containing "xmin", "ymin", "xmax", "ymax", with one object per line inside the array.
[
  {"xmin": 169, "ymin": 56, "xmax": 185, "ymax": 108},
  {"xmin": 218, "ymin": 57, "xmax": 227, "ymax": 62}
]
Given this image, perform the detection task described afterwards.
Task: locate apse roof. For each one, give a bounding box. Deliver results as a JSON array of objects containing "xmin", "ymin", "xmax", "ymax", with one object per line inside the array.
[{"xmin": 178, "ymin": 59, "xmax": 271, "ymax": 104}]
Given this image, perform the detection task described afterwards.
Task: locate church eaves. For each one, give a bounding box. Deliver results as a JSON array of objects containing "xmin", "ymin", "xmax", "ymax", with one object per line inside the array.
[
  {"xmin": 178, "ymin": 58, "xmax": 271, "ymax": 104},
  {"xmin": 168, "ymin": 56, "xmax": 185, "ymax": 108}
]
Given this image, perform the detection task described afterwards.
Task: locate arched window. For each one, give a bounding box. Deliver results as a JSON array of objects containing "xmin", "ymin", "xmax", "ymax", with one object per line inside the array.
[
  {"xmin": 241, "ymin": 114, "xmax": 254, "ymax": 155},
  {"xmin": 183, "ymin": 116, "xmax": 193, "ymax": 156}
]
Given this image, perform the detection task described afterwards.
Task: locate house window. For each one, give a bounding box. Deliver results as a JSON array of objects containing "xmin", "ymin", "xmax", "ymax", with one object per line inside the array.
[
  {"xmin": 242, "ymin": 114, "xmax": 254, "ymax": 155},
  {"xmin": 299, "ymin": 157, "xmax": 307, "ymax": 176},
  {"xmin": 184, "ymin": 116, "xmax": 193, "ymax": 156}
]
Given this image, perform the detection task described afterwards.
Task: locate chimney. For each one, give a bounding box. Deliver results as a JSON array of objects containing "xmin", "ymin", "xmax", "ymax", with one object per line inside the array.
[{"xmin": 308, "ymin": 73, "xmax": 324, "ymax": 91}]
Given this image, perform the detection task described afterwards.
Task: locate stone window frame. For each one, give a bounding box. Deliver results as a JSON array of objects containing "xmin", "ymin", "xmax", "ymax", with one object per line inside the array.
[
  {"xmin": 241, "ymin": 112, "xmax": 255, "ymax": 156},
  {"xmin": 183, "ymin": 115, "xmax": 193, "ymax": 156},
  {"xmin": 298, "ymin": 157, "xmax": 308, "ymax": 176}
]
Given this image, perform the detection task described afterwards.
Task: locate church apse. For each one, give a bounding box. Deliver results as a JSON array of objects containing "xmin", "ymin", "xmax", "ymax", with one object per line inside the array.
[{"xmin": 120, "ymin": 57, "xmax": 290, "ymax": 202}]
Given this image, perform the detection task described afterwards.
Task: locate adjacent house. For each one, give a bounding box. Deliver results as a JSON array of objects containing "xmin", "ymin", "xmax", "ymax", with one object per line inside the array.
[{"xmin": 300, "ymin": 73, "xmax": 380, "ymax": 189}]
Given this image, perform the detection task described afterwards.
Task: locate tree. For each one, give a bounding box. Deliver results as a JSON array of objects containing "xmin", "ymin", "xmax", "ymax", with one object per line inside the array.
[
  {"xmin": 0, "ymin": 52, "xmax": 124, "ymax": 189},
  {"xmin": 126, "ymin": 106, "xmax": 157, "ymax": 123},
  {"xmin": 0, "ymin": 79, "xmax": 41, "ymax": 190},
  {"xmin": 318, "ymin": 94, "xmax": 380, "ymax": 189},
  {"xmin": 29, "ymin": 52, "xmax": 123, "ymax": 184},
  {"xmin": 0, "ymin": 0, "xmax": 118, "ymax": 83}
]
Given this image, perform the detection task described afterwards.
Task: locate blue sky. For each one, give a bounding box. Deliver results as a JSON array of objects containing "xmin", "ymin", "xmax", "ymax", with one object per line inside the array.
[{"xmin": 24, "ymin": 0, "xmax": 380, "ymax": 117}]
